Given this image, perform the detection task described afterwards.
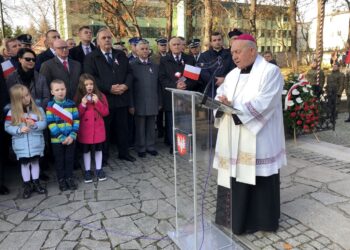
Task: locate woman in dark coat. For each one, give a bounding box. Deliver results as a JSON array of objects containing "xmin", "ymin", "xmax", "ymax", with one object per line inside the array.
[{"xmin": 6, "ymin": 48, "xmax": 50, "ymax": 109}]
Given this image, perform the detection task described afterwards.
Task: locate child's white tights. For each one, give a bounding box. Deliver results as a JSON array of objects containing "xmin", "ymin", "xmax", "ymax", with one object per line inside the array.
[
  {"xmin": 21, "ymin": 159, "xmax": 40, "ymax": 182},
  {"xmin": 83, "ymin": 151, "xmax": 103, "ymax": 171}
]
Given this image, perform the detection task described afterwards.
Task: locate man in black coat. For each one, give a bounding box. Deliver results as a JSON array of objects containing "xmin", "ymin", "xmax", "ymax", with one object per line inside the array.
[
  {"xmin": 198, "ymin": 31, "xmax": 235, "ymax": 97},
  {"xmin": 84, "ymin": 27, "xmax": 135, "ymax": 162},
  {"xmin": 159, "ymin": 37, "xmax": 198, "ymax": 153},
  {"xmin": 35, "ymin": 30, "xmax": 61, "ymax": 71},
  {"xmin": 69, "ymin": 26, "xmax": 96, "ymax": 68}
]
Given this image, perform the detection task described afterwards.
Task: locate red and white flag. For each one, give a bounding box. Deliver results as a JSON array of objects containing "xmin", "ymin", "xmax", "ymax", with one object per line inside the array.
[
  {"xmin": 1, "ymin": 60, "xmax": 15, "ymax": 78},
  {"xmin": 183, "ymin": 64, "xmax": 201, "ymax": 80}
]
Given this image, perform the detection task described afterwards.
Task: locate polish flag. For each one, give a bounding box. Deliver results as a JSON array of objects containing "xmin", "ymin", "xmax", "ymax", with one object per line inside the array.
[
  {"xmin": 1, "ymin": 60, "xmax": 15, "ymax": 78},
  {"xmin": 183, "ymin": 64, "xmax": 201, "ymax": 80}
]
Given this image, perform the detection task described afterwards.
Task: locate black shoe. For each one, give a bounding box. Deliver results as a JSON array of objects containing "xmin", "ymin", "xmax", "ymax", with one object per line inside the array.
[
  {"xmin": 169, "ymin": 147, "xmax": 173, "ymax": 154},
  {"xmin": 345, "ymin": 118, "xmax": 350, "ymax": 122},
  {"xmin": 0, "ymin": 185, "xmax": 9, "ymax": 195},
  {"xmin": 138, "ymin": 152, "xmax": 146, "ymax": 158},
  {"xmin": 96, "ymin": 169, "xmax": 107, "ymax": 181},
  {"xmin": 119, "ymin": 155, "xmax": 136, "ymax": 162},
  {"xmin": 39, "ymin": 172, "xmax": 50, "ymax": 181},
  {"xmin": 146, "ymin": 150, "xmax": 158, "ymax": 156},
  {"xmin": 32, "ymin": 180, "xmax": 47, "ymax": 194},
  {"xmin": 23, "ymin": 182, "xmax": 32, "ymax": 199},
  {"xmin": 58, "ymin": 179, "xmax": 68, "ymax": 191},
  {"xmin": 84, "ymin": 171, "xmax": 93, "ymax": 183},
  {"xmin": 66, "ymin": 178, "xmax": 77, "ymax": 190}
]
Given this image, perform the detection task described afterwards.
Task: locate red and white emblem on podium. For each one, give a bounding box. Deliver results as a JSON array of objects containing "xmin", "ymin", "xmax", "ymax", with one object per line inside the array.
[{"xmin": 176, "ymin": 133, "xmax": 187, "ymax": 156}]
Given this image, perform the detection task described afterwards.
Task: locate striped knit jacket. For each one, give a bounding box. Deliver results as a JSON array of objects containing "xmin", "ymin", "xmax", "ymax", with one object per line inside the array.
[{"xmin": 46, "ymin": 98, "xmax": 80, "ymax": 143}]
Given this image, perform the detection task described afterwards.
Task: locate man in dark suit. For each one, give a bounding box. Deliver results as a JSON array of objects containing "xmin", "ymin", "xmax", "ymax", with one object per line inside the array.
[
  {"xmin": 69, "ymin": 26, "xmax": 96, "ymax": 68},
  {"xmin": 159, "ymin": 36, "xmax": 198, "ymax": 153},
  {"xmin": 84, "ymin": 27, "xmax": 135, "ymax": 163},
  {"xmin": 35, "ymin": 30, "xmax": 61, "ymax": 71},
  {"xmin": 198, "ymin": 31, "xmax": 235, "ymax": 97},
  {"xmin": 40, "ymin": 39, "xmax": 81, "ymax": 100}
]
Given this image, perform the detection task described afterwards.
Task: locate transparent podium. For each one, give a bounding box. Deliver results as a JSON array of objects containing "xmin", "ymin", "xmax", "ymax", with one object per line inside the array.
[{"xmin": 166, "ymin": 88, "xmax": 242, "ymax": 250}]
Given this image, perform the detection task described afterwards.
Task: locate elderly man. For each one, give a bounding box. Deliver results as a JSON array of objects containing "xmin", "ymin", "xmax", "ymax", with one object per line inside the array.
[
  {"xmin": 84, "ymin": 27, "xmax": 135, "ymax": 163},
  {"xmin": 40, "ymin": 39, "xmax": 81, "ymax": 100},
  {"xmin": 213, "ymin": 34, "xmax": 287, "ymax": 235},
  {"xmin": 130, "ymin": 40, "xmax": 160, "ymax": 157},
  {"xmin": 159, "ymin": 36, "xmax": 197, "ymax": 153}
]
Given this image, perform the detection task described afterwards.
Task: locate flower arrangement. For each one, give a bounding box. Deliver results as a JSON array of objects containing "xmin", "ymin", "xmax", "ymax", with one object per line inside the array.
[{"xmin": 283, "ymin": 73, "xmax": 320, "ymax": 135}]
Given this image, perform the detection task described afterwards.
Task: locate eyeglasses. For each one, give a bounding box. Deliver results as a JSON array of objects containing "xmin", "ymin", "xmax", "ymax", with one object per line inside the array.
[
  {"xmin": 55, "ymin": 46, "xmax": 69, "ymax": 51},
  {"xmin": 23, "ymin": 57, "xmax": 36, "ymax": 62}
]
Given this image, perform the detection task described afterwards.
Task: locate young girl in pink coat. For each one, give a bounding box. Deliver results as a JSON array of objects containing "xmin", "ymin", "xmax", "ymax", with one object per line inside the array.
[{"xmin": 75, "ymin": 73, "xmax": 109, "ymax": 183}]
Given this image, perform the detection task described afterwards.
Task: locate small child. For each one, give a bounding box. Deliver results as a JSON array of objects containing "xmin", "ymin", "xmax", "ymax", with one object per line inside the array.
[
  {"xmin": 75, "ymin": 73, "xmax": 109, "ymax": 183},
  {"xmin": 46, "ymin": 79, "xmax": 80, "ymax": 191},
  {"xmin": 5, "ymin": 84, "xmax": 47, "ymax": 199}
]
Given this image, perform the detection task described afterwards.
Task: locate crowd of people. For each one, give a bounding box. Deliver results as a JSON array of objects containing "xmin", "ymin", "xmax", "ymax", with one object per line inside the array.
[{"xmin": 0, "ymin": 25, "xmax": 287, "ymax": 236}]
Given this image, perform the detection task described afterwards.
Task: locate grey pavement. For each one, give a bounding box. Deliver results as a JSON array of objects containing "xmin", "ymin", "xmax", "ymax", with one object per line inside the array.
[{"xmin": 1, "ymin": 113, "xmax": 350, "ymax": 249}]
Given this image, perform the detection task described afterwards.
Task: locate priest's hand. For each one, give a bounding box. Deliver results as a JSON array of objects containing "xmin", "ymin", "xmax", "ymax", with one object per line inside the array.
[
  {"xmin": 215, "ymin": 77, "xmax": 225, "ymax": 86},
  {"xmin": 218, "ymin": 95, "xmax": 231, "ymax": 106}
]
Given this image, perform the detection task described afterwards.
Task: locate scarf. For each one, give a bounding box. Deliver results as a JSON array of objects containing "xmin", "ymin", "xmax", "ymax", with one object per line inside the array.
[{"xmin": 17, "ymin": 64, "xmax": 34, "ymax": 87}]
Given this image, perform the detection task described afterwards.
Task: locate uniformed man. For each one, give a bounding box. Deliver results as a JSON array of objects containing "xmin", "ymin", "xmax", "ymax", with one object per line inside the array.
[
  {"xmin": 128, "ymin": 37, "xmax": 141, "ymax": 62},
  {"xmin": 17, "ymin": 34, "xmax": 33, "ymax": 49},
  {"xmin": 228, "ymin": 28, "xmax": 243, "ymax": 42},
  {"xmin": 305, "ymin": 60, "xmax": 325, "ymax": 97},
  {"xmin": 188, "ymin": 38, "xmax": 201, "ymax": 63},
  {"xmin": 153, "ymin": 37, "xmax": 168, "ymax": 139},
  {"xmin": 153, "ymin": 38, "xmax": 168, "ymax": 65},
  {"xmin": 326, "ymin": 63, "xmax": 344, "ymax": 115}
]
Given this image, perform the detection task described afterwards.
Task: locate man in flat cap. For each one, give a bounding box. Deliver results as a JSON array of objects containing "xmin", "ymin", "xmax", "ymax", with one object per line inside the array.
[
  {"xmin": 214, "ymin": 33, "xmax": 286, "ymax": 235},
  {"xmin": 17, "ymin": 34, "xmax": 33, "ymax": 49},
  {"xmin": 188, "ymin": 38, "xmax": 201, "ymax": 63}
]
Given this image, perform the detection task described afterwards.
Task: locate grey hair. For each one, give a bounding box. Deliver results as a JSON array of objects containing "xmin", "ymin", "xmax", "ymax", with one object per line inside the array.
[
  {"xmin": 246, "ymin": 40, "xmax": 257, "ymax": 50},
  {"xmin": 136, "ymin": 40, "xmax": 149, "ymax": 49},
  {"xmin": 96, "ymin": 27, "xmax": 110, "ymax": 40}
]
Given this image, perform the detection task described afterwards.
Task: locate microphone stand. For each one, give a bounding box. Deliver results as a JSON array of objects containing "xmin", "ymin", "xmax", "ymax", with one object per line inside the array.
[{"xmin": 195, "ymin": 57, "xmax": 223, "ymax": 106}]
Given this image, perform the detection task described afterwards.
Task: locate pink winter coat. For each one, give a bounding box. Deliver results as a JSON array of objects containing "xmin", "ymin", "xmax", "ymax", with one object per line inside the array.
[{"xmin": 77, "ymin": 94, "xmax": 109, "ymax": 144}]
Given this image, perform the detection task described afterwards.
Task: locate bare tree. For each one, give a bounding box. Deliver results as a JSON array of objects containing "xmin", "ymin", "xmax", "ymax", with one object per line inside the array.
[
  {"xmin": 203, "ymin": 0, "xmax": 213, "ymax": 49},
  {"xmin": 316, "ymin": 0, "xmax": 327, "ymax": 85},
  {"xmin": 249, "ymin": 0, "xmax": 257, "ymax": 36},
  {"xmin": 289, "ymin": 0, "xmax": 298, "ymax": 72},
  {"xmin": 96, "ymin": 0, "xmax": 141, "ymax": 38},
  {"xmin": 165, "ymin": 0, "xmax": 173, "ymax": 41}
]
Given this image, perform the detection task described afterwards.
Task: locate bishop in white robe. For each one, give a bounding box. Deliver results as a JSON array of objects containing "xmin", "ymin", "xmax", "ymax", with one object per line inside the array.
[{"xmin": 213, "ymin": 34, "xmax": 287, "ymax": 235}]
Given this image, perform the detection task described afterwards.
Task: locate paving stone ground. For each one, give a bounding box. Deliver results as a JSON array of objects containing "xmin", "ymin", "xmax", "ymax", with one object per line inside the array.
[{"xmin": 1, "ymin": 113, "xmax": 350, "ymax": 249}]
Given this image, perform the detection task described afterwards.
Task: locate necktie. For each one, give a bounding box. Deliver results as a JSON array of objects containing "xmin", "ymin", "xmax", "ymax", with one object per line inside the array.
[
  {"xmin": 85, "ymin": 46, "xmax": 90, "ymax": 55},
  {"xmin": 63, "ymin": 60, "xmax": 68, "ymax": 71},
  {"xmin": 105, "ymin": 52, "xmax": 113, "ymax": 65},
  {"xmin": 175, "ymin": 55, "xmax": 180, "ymax": 64}
]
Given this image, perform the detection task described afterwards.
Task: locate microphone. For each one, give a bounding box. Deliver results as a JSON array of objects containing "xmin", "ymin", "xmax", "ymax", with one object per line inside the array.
[{"xmin": 200, "ymin": 57, "xmax": 223, "ymax": 106}]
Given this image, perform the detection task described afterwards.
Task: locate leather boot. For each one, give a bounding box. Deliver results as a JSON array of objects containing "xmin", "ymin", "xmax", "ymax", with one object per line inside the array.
[
  {"xmin": 23, "ymin": 181, "xmax": 32, "ymax": 199},
  {"xmin": 32, "ymin": 179, "xmax": 47, "ymax": 194}
]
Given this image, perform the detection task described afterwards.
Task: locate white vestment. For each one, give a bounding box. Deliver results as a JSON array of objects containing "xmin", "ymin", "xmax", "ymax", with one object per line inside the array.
[{"xmin": 213, "ymin": 55, "xmax": 287, "ymax": 187}]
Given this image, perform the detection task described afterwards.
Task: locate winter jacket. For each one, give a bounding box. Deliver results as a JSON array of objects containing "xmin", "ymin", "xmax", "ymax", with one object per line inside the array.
[
  {"xmin": 46, "ymin": 98, "xmax": 80, "ymax": 143},
  {"xmin": 4, "ymin": 108, "xmax": 46, "ymax": 159},
  {"xmin": 77, "ymin": 94, "xmax": 109, "ymax": 144}
]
